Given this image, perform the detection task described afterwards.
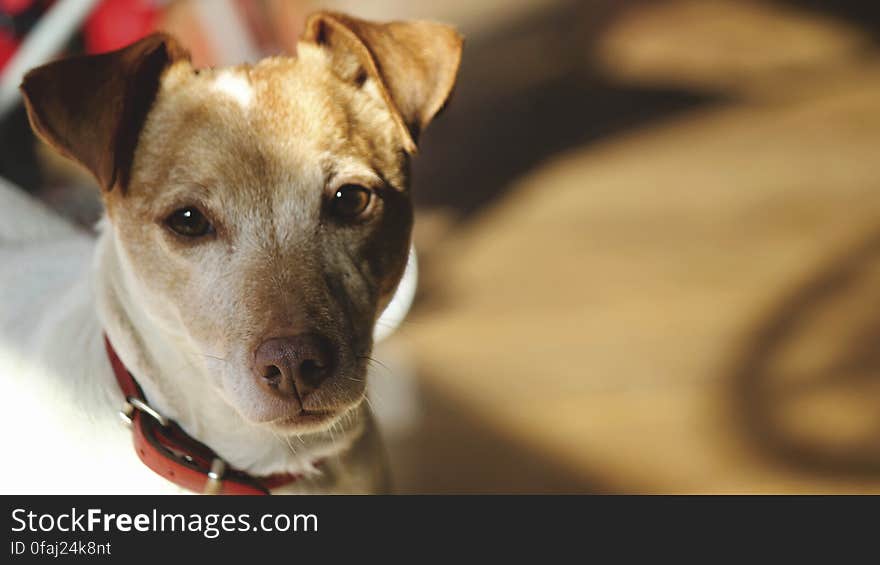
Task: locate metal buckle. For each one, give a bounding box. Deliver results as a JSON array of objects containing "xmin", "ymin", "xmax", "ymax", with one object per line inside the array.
[
  {"xmin": 118, "ymin": 397, "xmax": 170, "ymax": 428},
  {"xmin": 118, "ymin": 401, "xmax": 135, "ymax": 427},
  {"xmin": 204, "ymin": 458, "xmax": 227, "ymax": 495},
  {"xmin": 117, "ymin": 393, "xmax": 227, "ymax": 494}
]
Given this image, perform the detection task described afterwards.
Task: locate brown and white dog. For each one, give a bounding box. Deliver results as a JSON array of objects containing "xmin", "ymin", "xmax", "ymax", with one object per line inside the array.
[{"xmin": 0, "ymin": 12, "xmax": 461, "ymax": 493}]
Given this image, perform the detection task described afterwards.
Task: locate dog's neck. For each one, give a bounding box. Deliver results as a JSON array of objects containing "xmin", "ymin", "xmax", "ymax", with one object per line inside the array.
[{"xmin": 92, "ymin": 220, "xmax": 362, "ymax": 477}]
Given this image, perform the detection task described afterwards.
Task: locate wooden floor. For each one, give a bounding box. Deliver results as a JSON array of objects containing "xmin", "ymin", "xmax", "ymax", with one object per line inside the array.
[{"xmin": 370, "ymin": 0, "xmax": 880, "ymax": 492}]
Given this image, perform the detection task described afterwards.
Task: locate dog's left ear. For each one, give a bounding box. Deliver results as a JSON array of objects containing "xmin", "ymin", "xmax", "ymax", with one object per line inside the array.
[
  {"xmin": 303, "ymin": 11, "xmax": 463, "ymax": 154},
  {"xmin": 20, "ymin": 33, "xmax": 190, "ymax": 192}
]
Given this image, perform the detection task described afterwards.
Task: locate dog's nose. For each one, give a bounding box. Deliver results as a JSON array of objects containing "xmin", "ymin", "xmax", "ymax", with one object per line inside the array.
[{"xmin": 254, "ymin": 335, "xmax": 335, "ymax": 400}]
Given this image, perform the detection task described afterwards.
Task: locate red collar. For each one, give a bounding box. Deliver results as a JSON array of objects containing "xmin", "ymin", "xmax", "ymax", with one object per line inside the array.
[{"xmin": 105, "ymin": 335, "xmax": 305, "ymax": 495}]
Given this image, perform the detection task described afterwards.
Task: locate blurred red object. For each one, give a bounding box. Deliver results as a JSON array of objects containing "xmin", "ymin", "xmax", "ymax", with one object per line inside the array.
[
  {"xmin": 0, "ymin": 0, "xmax": 35, "ymax": 16},
  {"xmin": 84, "ymin": 0, "xmax": 159, "ymax": 54},
  {"xmin": 0, "ymin": 28, "xmax": 17, "ymax": 69}
]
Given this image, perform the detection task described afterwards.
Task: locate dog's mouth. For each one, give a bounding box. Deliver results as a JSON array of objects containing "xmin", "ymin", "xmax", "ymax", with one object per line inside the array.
[{"xmin": 268, "ymin": 409, "xmax": 342, "ymax": 432}]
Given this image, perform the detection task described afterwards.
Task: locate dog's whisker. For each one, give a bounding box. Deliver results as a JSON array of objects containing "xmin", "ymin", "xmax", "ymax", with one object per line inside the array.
[
  {"xmin": 365, "ymin": 363, "xmax": 392, "ymax": 377},
  {"xmin": 357, "ymin": 355, "xmax": 392, "ymax": 374},
  {"xmin": 332, "ymin": 421, "xmax": 346, "ymax": 454},
  {"xmin": 326, "ymin": 425, "xmax": 337, "ymax": 451},
  {"xmin": 268, "ymin": 428, "xmax": 283, "ymax": 444},
  {"xmin": 284, "ymin": 435, "xmax": 298, "ymax": 456},
  {"xmin": 268, "ymin": 428, "xmax": 297, "ymax": 455},
  {"xmin": 362, "ymin": 393, "xmax": 378, "ymax": 416}
]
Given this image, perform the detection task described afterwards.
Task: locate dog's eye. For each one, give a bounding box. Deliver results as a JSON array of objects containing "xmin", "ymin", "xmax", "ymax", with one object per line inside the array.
[
  {"xmin": 331, "ymin": 185, "xmax": 372, "ymax": 220},
  {"xmin": 164, "ymin": 207, "xmax": 213, "ymax": 238}
]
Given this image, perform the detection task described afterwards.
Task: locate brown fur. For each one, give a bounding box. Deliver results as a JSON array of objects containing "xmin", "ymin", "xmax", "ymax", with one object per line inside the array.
[{"xmin": 19, "ymin": 13, "xmax": 462, "ymax": 434}]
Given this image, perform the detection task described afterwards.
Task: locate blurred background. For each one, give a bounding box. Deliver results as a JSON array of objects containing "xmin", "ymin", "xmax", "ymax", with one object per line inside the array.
[{"xmin": 2, "ymin": 0, "xmax": 880, "ymax": 492}]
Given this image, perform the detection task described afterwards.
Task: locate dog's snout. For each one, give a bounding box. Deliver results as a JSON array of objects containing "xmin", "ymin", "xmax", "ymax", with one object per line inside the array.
[{"xmin": 253, "ymin": 335, "xmax": 335, "ymax": 400}]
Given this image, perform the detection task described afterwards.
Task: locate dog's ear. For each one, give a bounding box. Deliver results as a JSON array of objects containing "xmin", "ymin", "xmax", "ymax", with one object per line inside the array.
[
  {"xmin": 20, "ymin": 33, "xmax": 190, "ymax": 192},
  {"xmin": 303, "ymin": 11, "xmax": 463, "ymax": 154}
]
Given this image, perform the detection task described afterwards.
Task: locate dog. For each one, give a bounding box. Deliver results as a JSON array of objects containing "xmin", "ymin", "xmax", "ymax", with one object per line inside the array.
[{"xmin": 0, "ymin": 11, "xmax": 462, "ymax": 494}]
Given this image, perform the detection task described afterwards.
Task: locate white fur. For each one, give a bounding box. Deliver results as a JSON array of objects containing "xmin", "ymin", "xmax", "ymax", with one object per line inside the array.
[
  {"xmin": 211, "ymin": 71, "xmax": 254, "ymax": 109},
  {"xmin": 0, "ymin": 177, "xmax": 413, "ymax": 493}
]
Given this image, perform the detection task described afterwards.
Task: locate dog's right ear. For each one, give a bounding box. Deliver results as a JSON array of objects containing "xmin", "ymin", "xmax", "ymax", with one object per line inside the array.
[{"xmin": 20, "ymin": 33, "xmax": 190, "ymax": 192}]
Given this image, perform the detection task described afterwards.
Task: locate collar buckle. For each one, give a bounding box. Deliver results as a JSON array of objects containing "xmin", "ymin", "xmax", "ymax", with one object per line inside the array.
[
  {"xmin": 106, "ymin": 334, "xmax": 301, "ymax": 494},
  {"xmin": 119, "ymin": 397, "xmax": 170, "ymax": 428}
]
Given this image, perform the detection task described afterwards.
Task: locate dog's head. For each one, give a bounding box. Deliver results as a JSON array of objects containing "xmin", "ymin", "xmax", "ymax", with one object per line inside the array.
[{"xmin": 21, "ymin": 13, "xmax": 461, "ymax": 433}]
